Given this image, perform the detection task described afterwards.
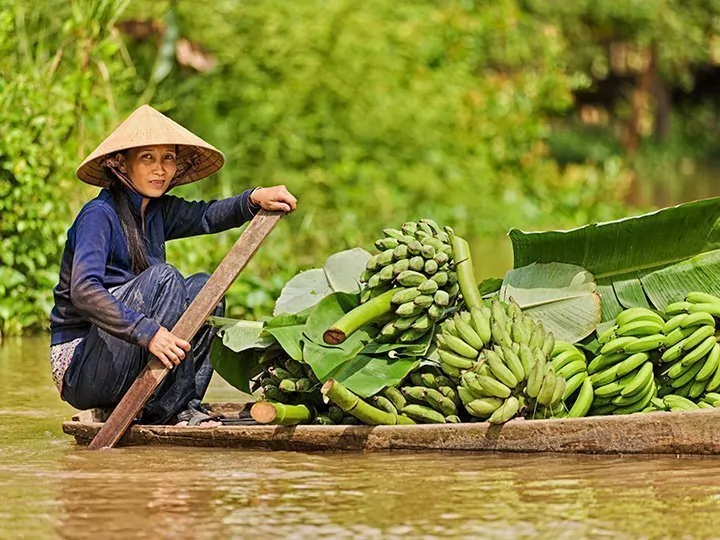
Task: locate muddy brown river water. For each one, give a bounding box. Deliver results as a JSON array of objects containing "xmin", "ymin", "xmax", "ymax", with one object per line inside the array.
[{"xmin": 2, "ymin": 336, "xmax": 720, "ymax": 539}]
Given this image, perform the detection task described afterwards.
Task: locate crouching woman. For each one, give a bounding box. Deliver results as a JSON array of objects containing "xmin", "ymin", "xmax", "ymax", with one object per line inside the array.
[{"xmin": 49, "ymin": 105, "xmax": 297, "ymax": 424}]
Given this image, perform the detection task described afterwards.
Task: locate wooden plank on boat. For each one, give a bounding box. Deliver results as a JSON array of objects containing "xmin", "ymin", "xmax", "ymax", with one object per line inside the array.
[{"xmin": 62, "ymin": 404, "xmax": 720, "ymax": 454}]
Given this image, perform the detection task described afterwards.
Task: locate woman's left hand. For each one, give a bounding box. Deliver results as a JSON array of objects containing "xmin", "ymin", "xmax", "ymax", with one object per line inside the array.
[{"xmin": 250, "ymin": 185, "xmax": 297, "ymax": 213}]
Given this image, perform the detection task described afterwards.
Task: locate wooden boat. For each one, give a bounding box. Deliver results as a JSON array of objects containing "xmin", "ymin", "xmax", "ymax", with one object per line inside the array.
[{"xmin": 62, "ymin": 402, "xmax": 720, "ymax": 454}]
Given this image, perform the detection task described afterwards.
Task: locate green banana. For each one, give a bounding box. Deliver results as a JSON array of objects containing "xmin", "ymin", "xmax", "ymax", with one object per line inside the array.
[
  {"xmin": 501, "ymin": 346, "xmax": 525, "ymax": 382},
  {"xmin": 465, "ymin": 397, "xmax": 503, "ymax": 418},
  {"xmin": 680, "ymin": 335, "xmax": 717, "ymax": 367},
  {"xmin": 681, "ymin": 325, "xmax": 716, "ymax": 351},
  {"xmin": 589, "ymin": 364, "xmax": 620, "ymax": 387},
  {"xmin": 529, "ymin": 323, "xmax": 546, "ymax": 350},
  {"xmin": 401, "ymin": 386, "xmax": 427, "ymax": 403},
  {"xmin": 417, "ymin": 279, "xmax": 439, "ymax": 295},
  {"xmin": 491, "ymin": 300, "xmax": 508, "ymax": 328},
  {"xmin": 486, "ymin": 349, "xmax": 519, "ymax": 389},
  {"xmin": 661, "ymin": 338, "xmax": 689, "ymax": 363},
  {"xmin": 433, "ymin": 289, "xmax": 450, "ymax": 306},
  {"xmin": 663, "ymin": 326, "xmax": 696, "ymax": 348},
  {"xmin": 383, "ymin": 387, "xmax": 407, "ymax": 410},
  {"xmin": 391, "ymin": 287, "xmax": 421, "ymax": 305},
  {"xmin": 616, "ymin": 319, "xmax": 664, "ymax": 337},
  {"xmin": 562, "ymin": 371, "xmax": 588, "ymax": 400},
  {"xmin": 425, "ymin": 388, "xmax": 457, "ymax": 416},
  {"xmin": 424, "ymin": 259, "xmax": 439, "ymax": 275},
  {"xmin": 550, "ymin": 377, "xmax": 566, "ymax": 406},
  {"xmin": 600, "ymin": 336, "xmax": 638, "ymax": 355},
  {"xmin": 413, "ymin": 295, "xmax": 434, "ymax": 309},
  {"xmin": 613, "ymin": 381, "xmax": 656, "ymax": 415},
  {"xmin": 541, "ymin": 332, "xmax": 556, "ymax": 357},
  {"xmin": 615, "ymin": 352, "xmax": 650, "ymax": 377},
  {"xmin": 394, "ymin": 315, "xmax": 422, "ymax": 331},
  {"xmin": 686, "ymin": 291, "xmax": 720, "ymax": 304},
  {"xmin": 587, "ymin": 353, "xmax": 626, "ymax": 374},
  {"xmin": 623, "ymin": 334, "xmax": 665, "ymax": 353},
  {"xmin": 688, "ymin": 302, "xmax": 720, "ymax": 318},
  {"xmin": 665, "ymin": 301, "xmax": 692, "ymax": 315},
  {"xmin": 488, "ymin": 396, "xmax": 520, "ymax": 424},
  {"xmin": 663, "ymin": 394, "xmax": 700, "ymax": 411},
  {"xmin": 411, "ymin": 314, "xmax": 434, "ymax": 331},
  {"xmin": 477, "ymin": 375, "xmax": 512, "ymax": 399},
  {"xmin": 373, "ymin": 395, "xmax": 398, "ymax": 415},
  {"xmin": 396, "ymin": 270, "xmax": 427, "ymax": 287},
  {"xmin": 689, "ymin": 378, "xmax": 708, "ymax": 399},
  {"xmin": 554, "ymin": 356, "xmax": 584, "ymax": 378},
  {"xmin": 408, "ymin": 256, "xmax": 425, "ymax": 272},
  {"xmin": 552, "ymin": 341, "xmax": 576, "ymax": 356},
  {"xmin": 620, "ymin": 362, "xmax": 654, "ymax": 397},
  {"xmin": 567, "ymin": 378, "xmax": 594, "ymax": 418},
  {"xmin": 395, "ymin": 301, "xmax": 424, "ymax": 317},
  {"xmin": 519, "ymin": 345, "xmax": 536, "ymax": 374},
  {"xmin": 440, "ymin": 361, "xmax": 462, "ymax": 379},
  {"xmin": 471, "ymin": 307, "xmax": 493, "ymax": 344},
  {"xmin": 461, "ymin": 372, "xmax": 489, "ymax": 398},
  {"xmin": 696, "ymin": 342, "xmax": 720, "ymax": 381},
  {"xmin": 594, "ymin": 372, "xmax": 635, "ymax": 398},
  {"xmin": 438, "ymin": 349, "xmax": 475, "ymax": 370},
  {"xmin": 427, "ymin": 304, "xmax": 444, "ymax": 321},
  {"xmin": 704, "ymin": 344, "xmax": 720, "ymax": 391},
  {"xmin": 616, "ymin": 307, "xmax": 665, "ymax": 327},
  {"xmin": 536, "ymin": 371, "xmax": 557, "ymax": 406},
  {"xmin": 670, "ymin": 359, "xmax": 705, "ymax": 388},
  {"xmin": 401, "ymin": 404, "xmax": 446, "ymax": 423},
  {"xmin": 680, "ymin": 311, "xmax": 716, "ymax": 329},
  {"xmin": 525, "ymin": 360, "xmax": 545, "ymax": 398},
  {"xmin": 511, "ymin": 320, "xmax": 530, "ymax": 346},
  {"xmin": 663, "ymin": 313, "xmax": 688, "ymax": 334},
  {"xmin": 457, "ymin": 386, "xmax": 476, "ymax": 405},
  {"xmin": 443, "ymin": 333, "xmax": 479, "ymax": 359},
  {"xmin": 454, "ymin": 314, "xmax": 485, "ymax": 350},
  {"xmin": 613, "ymin": 376, "xmax": 653, "ymax": 405},
  {"xmin": 597, "ymin": 325, "xmax": 619, "ymax": 345},
  {"xmin": 551, "ymin": 349, "xmax": 586, "ymax": 371}
]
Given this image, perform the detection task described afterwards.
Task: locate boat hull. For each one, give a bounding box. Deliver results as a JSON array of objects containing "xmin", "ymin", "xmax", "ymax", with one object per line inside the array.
[{"xmin": 62, "ymin": 403, "xmax": 720, "ymax": 454}]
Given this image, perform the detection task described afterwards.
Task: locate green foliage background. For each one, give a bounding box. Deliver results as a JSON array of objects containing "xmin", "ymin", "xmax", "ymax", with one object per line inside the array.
[{"xmin": 2, "ymin": 0, "xmax": 719, "ymax": 335}]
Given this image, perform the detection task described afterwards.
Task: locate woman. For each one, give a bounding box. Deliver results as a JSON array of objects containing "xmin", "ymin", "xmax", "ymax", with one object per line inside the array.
[{"xmin": 49, "ymin": 105, "xmax": 297, "ymax": 425}]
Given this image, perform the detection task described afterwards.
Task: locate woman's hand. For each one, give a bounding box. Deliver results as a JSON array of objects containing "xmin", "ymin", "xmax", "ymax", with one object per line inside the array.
[
  {"xmin": 148, "ymin": 327, "xmax": 191, "ymax": 369},
  {"xmin": 250, "ymin": 185, "xmax": 298, "ymax": 213}
]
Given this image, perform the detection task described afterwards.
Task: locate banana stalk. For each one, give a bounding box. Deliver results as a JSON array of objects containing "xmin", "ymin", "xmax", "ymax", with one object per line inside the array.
[
  {"xmin": 250, "ymin": 402, "xmax": 313, "ymax": 425},
  {"xmin": 323, "ymin": 288, "xmax": 401, "ymax": 344},
  {"xmin": 450, "ymin": 234, "xmax": 483, "ymax": 310},
  {"xmin": 321, "ymin": 380, "xmax": 415, "ymax": 425}
]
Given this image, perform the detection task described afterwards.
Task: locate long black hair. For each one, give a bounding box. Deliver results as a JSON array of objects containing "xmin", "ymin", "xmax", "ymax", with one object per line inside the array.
[{"xmin": 105, "ymin": 160, "xmax": 151, "ymax": 274}]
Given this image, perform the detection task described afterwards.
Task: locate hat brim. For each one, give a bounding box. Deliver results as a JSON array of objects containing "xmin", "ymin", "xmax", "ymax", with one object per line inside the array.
[{"xmin": 75, "ymin": 104, "xmax": 225, "ymax": 188}]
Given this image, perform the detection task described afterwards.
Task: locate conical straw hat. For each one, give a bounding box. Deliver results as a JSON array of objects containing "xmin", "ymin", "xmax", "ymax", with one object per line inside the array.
[{"xmin": 76, "ymin": 104, "xmax": 225, "ymax": 187}]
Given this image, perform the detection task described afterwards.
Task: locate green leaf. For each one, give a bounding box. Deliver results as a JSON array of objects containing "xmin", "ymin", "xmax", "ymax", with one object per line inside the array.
[
  {"xmin": 330, "ymin": 354, "xmax": 421, "ymax": 398},
  {"xmin": 509, "ymin": 197, "xmax": 720, "ymax": 321},
  {"xmin": 478, "ymin": 277, "xmax": 503, "ymax": 297},
  {"xmin": 209, "ymin": 338, "xmax": 262, "ymax": 395},
  {"xmin": 500, "ymin": 262, "xmax": 601, "ymax": 343},
  {"xmin": 262, "ymin": 307, "xmax": 313, "ymax": 361},
  {"xmin": 216, "ymin": 320, "xmax": 274, "ymax": 353},
  {"xmin": 274, "ymin": 248, "xmax": 371, "ymax": 315}
]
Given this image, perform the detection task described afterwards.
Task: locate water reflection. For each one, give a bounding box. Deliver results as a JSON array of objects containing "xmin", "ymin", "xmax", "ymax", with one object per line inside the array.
[{"xmin": 4, "ymin": 337, "xmax": 720, "ymax": 539}]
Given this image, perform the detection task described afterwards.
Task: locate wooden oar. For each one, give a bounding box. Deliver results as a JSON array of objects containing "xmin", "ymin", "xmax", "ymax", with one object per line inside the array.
[{"xmin": 87, "ymin": 209, "xmax": 284, "ymax": 450}]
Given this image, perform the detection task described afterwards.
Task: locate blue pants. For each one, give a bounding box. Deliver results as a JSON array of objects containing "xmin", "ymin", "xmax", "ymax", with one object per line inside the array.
[{"xmin": 61, "ymin": 263, "xmax": 224, "ymax": 425}]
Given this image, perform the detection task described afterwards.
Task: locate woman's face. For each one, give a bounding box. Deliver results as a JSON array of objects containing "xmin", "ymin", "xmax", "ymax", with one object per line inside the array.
[{"xmin": 118, "ymin": 144, "xmax": 178, "ymax": 198}]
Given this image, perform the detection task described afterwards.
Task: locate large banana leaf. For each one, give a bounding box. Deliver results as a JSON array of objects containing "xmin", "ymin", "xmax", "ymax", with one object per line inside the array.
[
  {"xmin": 500, "ymin": 262, "xmax": 601, "ymax": 343},
  {"xmin": 509, "ymin": 197, "xmax": 720, "ymax": 321}
]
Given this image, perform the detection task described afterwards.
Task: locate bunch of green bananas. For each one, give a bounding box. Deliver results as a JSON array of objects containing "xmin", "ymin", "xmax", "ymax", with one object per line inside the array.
[
  {"xmin": 386, "ymin": 368, "xmax": 463, "ymax": 423},
  {"xmin": 655, "ymin": 292, "xmax": 720, "ymax": 399},
  {"xmin": 435, "ymin": 299, "xmax": 563, "ymax": 424},
  {"xmin": 551, "ymin": 342, "xmax": 594, "ymax": 418},
  {"xmin": 256, "ymin": 356, "xmax": 322, "ymax": 405},
  {"xmin": 313, "ymin": 405, "xmax": 361, "ymax": 425},
  {"xmin": 360, "ymin": 219, "xmax": 460, "ymax": 344},
  {"xmin": 588, "ymin": 307, "xmax": 661, "ymax": 415}
]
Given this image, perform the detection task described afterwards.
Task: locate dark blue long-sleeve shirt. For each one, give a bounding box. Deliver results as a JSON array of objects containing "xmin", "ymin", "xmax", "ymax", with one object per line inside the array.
[{"xmin": 50, "ymin": 186, "xmax": 259, "ymax": 347}]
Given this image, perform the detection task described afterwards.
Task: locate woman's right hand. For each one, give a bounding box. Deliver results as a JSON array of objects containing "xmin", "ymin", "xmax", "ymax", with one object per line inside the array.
[{"xmin": 148, "ymin": 327, "xmax": 191, "ymax": 369}]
